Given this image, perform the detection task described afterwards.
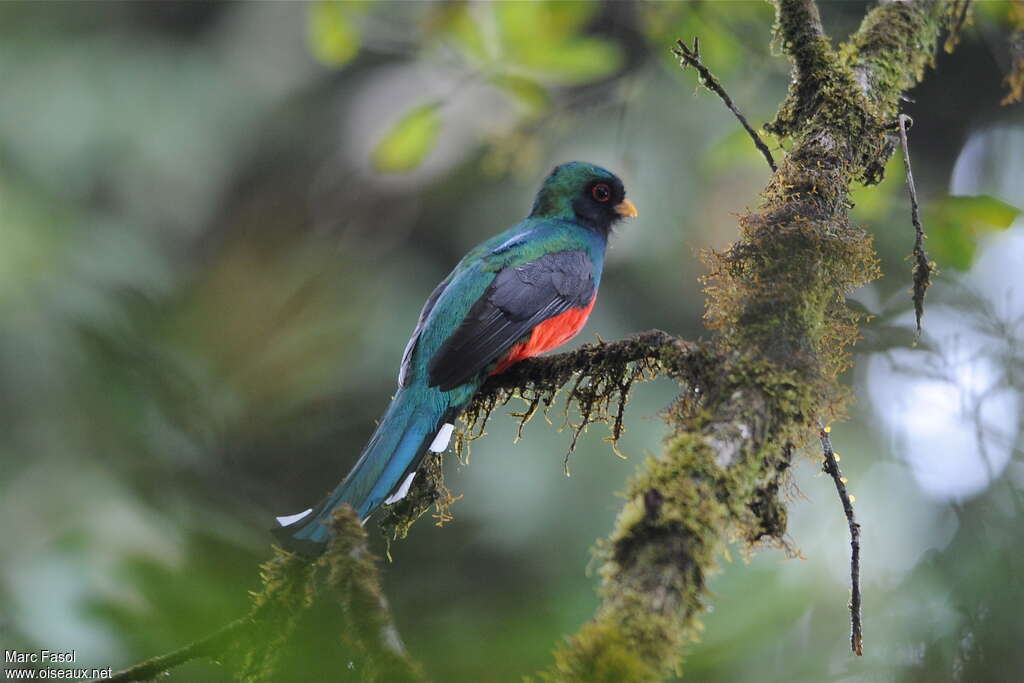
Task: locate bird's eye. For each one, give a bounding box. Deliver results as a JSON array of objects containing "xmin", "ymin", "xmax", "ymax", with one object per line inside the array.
[{"xmin": 591, "ymin": 183, "xmax": 611, "ymax": 202}]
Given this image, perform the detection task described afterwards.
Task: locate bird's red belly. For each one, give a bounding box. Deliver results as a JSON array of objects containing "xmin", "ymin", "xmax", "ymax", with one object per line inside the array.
[{"xmin": 491, "ymin": 297, "xmax": 597, "ymax": 375}]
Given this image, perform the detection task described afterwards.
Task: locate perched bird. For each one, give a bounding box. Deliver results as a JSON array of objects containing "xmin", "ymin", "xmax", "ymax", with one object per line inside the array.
[{"xmin": 274, "ymin": 162, "xmax": 637, "ymax": 554}]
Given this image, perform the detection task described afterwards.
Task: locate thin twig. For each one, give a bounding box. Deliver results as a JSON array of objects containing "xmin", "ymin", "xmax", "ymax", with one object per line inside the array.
[
  {"xmin": 897, "ymin": 114, "xmax": 933, "ymax": 340},
  {"xmin": 673, "ymin": 37, "xmax": 778, "ymax": 172},
  {"xmin": 818, "ymin": 423, "xmax": 863, "ymax": 656}
]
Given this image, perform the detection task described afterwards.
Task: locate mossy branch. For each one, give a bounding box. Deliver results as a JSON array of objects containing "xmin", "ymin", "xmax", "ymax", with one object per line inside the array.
[
  {"xmin": 475, "ymin": 330, "xmax": 699, "ymax": 398},
  {"xmin": 95, "ymin": 507, "xmax": 423, "ymax": 683},
  {"xmin": 774, "ymin": 0, "xmax": 829, "ymax": 81},
  {"xmin": 539, "ymin": 1, "xmax": 956, "ymax": 680}
]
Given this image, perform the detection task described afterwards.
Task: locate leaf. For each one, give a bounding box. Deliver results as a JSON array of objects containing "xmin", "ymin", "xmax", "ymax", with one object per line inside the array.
[
  {"xmin": 497, "ymin": 1, "xmax": 596, "ymax": 47},
  {"xmin": 429, "ymin": 2, "xmax": 489, "ymax": 63},
  {"xmin": 308, "ymin": 1, "xmax": 362, "ymax": 67},
  {"xmin": 923, "ymin": 195, "xmax": 1022, "ymax": 270},
  {"xmin": 495, "ymin": 1, "xmax": 622, "ymax": 84},
  {"xmin": 372, "ymin": 103, "xmax": 442, "ymax": 173},
  {"xmin": 517, "ymin": 38, "xmax": 623, "ymax": 84}
]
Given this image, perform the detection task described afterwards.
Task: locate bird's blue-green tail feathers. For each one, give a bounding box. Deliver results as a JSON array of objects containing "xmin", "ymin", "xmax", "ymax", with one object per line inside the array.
[{"xmin": 273, "ymin": 389, "xmax": 455, "ymax": 556}]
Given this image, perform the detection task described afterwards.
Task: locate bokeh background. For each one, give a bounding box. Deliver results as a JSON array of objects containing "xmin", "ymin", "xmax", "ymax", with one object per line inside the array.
[{"xmin": 2, "ymin": 2, "xmax": 1023, "ymax": 681}]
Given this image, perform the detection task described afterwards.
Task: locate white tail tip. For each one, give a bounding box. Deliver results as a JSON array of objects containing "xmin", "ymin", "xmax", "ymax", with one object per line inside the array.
[
  {"xmin": 275, "ymin": 508, "xmax": 313, "ymax": 526},
  {"xmin": 384, "ymin": 471, "xmax": 417, "ymax": 505},
  {"xmin": 429, "ymin": 423, "xmax": 455, "ymax": 453}
]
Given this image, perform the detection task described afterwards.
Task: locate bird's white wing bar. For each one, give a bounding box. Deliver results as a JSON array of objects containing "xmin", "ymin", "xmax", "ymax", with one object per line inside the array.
[{"xmin": 276, "ymin": 508, "xmax": 313, "ymax": 526}]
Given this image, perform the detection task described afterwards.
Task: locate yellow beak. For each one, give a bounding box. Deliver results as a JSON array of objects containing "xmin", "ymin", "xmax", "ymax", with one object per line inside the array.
[{"xmin": 614, "ymin": 198, "xmax": 638, "ymax": 218}]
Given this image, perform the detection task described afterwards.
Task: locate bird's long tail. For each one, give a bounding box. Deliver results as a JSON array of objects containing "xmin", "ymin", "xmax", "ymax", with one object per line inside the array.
[{"xmin": 273, "ymin": 388, "xmax": 456, "ymax": 555}]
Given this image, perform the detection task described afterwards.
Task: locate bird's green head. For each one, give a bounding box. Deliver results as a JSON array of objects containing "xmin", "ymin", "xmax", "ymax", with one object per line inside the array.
[{"xmin": 529, "ymin": 161, "xmax": 637, "ymax": 235}]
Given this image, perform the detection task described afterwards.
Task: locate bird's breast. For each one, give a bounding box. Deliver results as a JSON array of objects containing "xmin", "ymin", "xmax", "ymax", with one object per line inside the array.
[{"xmin": 490, "ymin": 297, "xmax": 597, "ymax": 376}]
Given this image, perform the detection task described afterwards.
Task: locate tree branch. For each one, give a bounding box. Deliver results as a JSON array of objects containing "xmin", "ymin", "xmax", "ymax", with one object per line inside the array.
[
  {"xmin": 475, "ymin": 329, "xmax": 698, "ymax": 398},
  {"xmin": 765, "ymin": 0, "xmax": 834, "ymax": 135},
  {"xmin": 542, "ymin": 2, "xmax": 956, "ymax": 679},
  {"xmin": 775, "ymin": 0, "xmax": 829, "ymax": 78}
]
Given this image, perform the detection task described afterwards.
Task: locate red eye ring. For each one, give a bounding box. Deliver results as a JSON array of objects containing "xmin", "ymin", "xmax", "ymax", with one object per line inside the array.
[{"xmin": 592, "ymin": 183, "xmax": 611, "ymax": 202}]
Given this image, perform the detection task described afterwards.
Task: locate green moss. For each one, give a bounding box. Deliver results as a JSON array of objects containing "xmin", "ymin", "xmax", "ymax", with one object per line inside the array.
[
  {"xmin": 844, "ymin": 1, "xmax": 944, "ymax": 116},
  {"xmin": 543, "ymin": 620, "xmax": 664, "ymax": 683}
]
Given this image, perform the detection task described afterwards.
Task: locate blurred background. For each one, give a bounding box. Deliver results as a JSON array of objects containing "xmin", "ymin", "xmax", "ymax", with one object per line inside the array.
[{"xmin": 1, "ymin": 2, "xmax": 1022, "ymax": 681}]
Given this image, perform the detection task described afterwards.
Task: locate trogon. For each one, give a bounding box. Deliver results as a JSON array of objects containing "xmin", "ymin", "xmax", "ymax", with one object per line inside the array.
[{"xmin": 274, "ymin": 161, "xmax": 637, "ymax": 554}]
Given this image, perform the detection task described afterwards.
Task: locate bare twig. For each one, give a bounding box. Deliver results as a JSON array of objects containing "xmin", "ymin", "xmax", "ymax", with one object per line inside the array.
[
  {"xmin": 818, "ymin": 424, "xmax": 863, "ymax": 657},
  {"xmin": 673, "ymin": 37, "xmax": 778, "ymax": 172},
  {"xmin": 897, "ymin": 114, "xmax": 933, "ymax": 340}
]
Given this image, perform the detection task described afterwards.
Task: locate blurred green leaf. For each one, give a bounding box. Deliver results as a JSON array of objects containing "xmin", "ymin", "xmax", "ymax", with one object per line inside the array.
[
  {"xmin": 498, "ymin": 1, "xmax": 595, "ymax": 46},
  {"xmin": 497, "ymin": 1, "xmax": 622, "ymax": 84},
  {"xmin": 924, "ymin": 195, "xmax": 1021, "ymax": 270},
  {"xmin": 518, "ymin": 38, "xmax": 622, "ymax": 84},
  {"xmin": 492, "ymin": 74, "xmax": 551, "ymax": 116},
  {"xmin": 430, "ymin": 2, "xmax": 489, "ymax": 63},
  {"xmin": 372, "ymin": 103, "xmax": 442, "ymax": 173},
  {"xmin": 308, "ymin": 1, "xmax": 363, "ymax": 67}
]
